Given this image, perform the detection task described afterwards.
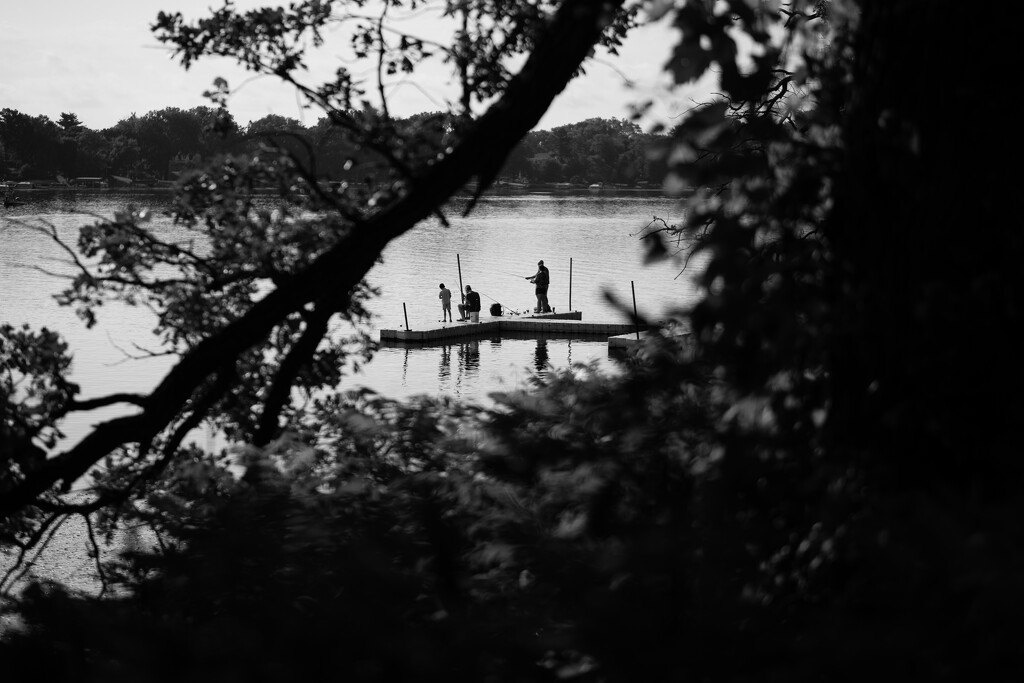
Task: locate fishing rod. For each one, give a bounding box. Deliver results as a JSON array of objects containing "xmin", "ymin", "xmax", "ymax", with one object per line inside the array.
[
  {"xmin": 478, "ymin": 290, "xmax": 521, "ymax": 315},
  {"xmin": 495, "ymin": 268, "xmax": 530, "ymax": 279},
  {"xmin": 454, "ymin": 256, "xmax": 524, "ymax": 313}
]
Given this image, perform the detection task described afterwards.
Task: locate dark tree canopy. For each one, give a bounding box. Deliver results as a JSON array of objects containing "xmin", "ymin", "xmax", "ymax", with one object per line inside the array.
[{"xmin": 1, "ymin": 1, "xmax": 1020, "ymax": 680}]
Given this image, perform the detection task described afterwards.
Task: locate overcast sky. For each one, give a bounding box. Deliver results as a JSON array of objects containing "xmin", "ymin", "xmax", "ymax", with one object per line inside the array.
[{"xmin": 0, "ymin": 1, "xmax": 715, "ymax": 133}]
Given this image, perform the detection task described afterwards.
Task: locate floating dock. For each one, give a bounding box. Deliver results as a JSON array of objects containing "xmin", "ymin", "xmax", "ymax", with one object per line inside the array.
[
  {"xmin": 608, "ymin": 328, "xmax": 695, "ymax": 358},
  {"xmin": 379, "ymin": 311, "xmax": 651, "ymax": 346},
  {"xmin": 608, "ymin": 329, "xmax": 654, "ymax": 352}
]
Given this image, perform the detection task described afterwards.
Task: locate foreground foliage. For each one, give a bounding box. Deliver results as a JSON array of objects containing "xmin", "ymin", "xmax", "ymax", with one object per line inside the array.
[{"xmin": 2, "ymin": 1, "xmax": 1020, "ymax": 680}]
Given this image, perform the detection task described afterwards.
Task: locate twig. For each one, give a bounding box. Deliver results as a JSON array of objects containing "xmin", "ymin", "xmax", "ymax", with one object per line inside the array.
[
  {"xmin": 0, "ymin": 512, "xmax": 67, "ymax": 596},
  {"xmin": 83, "ymin": 514, "xmax": 110, "ymax": 597}
]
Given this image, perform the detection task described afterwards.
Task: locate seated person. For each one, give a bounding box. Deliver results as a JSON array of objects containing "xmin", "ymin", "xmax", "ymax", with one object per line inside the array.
[{"xmin": 457, "ymin": 285, "xmax": 481, "ymax": 320}]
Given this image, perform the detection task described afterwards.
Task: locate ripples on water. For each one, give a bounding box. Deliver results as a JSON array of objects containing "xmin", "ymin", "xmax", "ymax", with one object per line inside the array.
[
  {"xmin": 1, "ymin": 189, "xmax": 702, "ymax": 446},
  {"xmin": 365, "ymin": 334, "xmax": 622, "ymax": 404}
]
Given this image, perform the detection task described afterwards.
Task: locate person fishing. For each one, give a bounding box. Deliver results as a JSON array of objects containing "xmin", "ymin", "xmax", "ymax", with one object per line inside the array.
[
  {"xmin": 458, "ymin": 284, "xmax": 481, "ymax": 321},
  {"xmin": 438, "ymin": 283, "xmax": 453, "ymax": 322},
  {"xmin": 525, "ymin": 260, "xmax": 550, "ymax": 313}
]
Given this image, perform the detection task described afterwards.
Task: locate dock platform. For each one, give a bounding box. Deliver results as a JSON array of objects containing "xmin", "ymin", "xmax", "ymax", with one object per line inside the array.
[
  {"xmin": 608, "ymin": 328, "xmax": 695, "ymax": 358},
  {"xmin": 380, "ymin": 311, "xmax": 650, "ymax": 346}
]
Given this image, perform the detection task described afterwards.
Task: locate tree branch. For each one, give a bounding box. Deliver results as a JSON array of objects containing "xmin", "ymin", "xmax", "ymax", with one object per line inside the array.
[
  {"xmin": 254, "ymin": 301, "xmax": 336, "ymax": 446},
  {"xmin": 0, "ymin": 0, "xmax": 625, "ymax": 522},
  {"xmin": 60, "ymin": 393, "xmax": 148, "ymax": 416},
  {"xmin": 0, "ymin": 512, "xmax": 67, "ymax": 595},
  {"xmin": 32, "ymin": 366, "xmax": 236, "ymax": 518}
]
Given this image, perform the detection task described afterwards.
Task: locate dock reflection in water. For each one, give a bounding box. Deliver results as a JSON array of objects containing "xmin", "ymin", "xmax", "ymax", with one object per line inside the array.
[
  {"xmin": 359, "ymin": 336, "xmax": 617, "ymax": 405},
  {"xmin": 534, "ymin": 338, "xmax": 549, "ymax": 373}
]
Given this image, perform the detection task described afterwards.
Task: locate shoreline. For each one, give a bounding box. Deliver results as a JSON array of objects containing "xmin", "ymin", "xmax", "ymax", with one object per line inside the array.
[{"xmin": 3, "ymin": 184, "xmax": 677, "ymax": 198}]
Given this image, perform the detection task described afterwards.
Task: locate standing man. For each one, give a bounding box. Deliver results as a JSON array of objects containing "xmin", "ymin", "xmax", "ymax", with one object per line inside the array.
[
  {"xmin": 438, "ymin": 283, "xmax": 453, "ymax": 322},
  {"xmin": 526, "ymin": 260, "xmax": 551, "ymax": 313}
]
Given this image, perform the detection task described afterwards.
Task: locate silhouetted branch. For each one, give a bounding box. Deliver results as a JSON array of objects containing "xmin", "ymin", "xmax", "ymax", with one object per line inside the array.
[
  {"xmin": 255, "ymin": 302, "xmax": 336, "ymax": 446},
  {"xmin": 0, "ymin": 0, "xmax": 626, "ymax": 522},
  {"xmin": 0, "ymin": 512, "xmax": 67, "ymax": 595},
  {"xmin": 60, "ymin": 393, "xmax": 148, "ymax": 416},
  {"xmin": 83, "ymin": 514, "xmax": 110, "ymax": 597}
]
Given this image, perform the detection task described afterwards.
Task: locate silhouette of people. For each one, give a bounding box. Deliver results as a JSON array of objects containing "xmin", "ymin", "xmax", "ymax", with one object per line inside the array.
[
  {"xmin": 526, "ymin": 260, "xmax": 550, "ymax": 313},
  {"xmin": 458, "ymin": 285, "xmax": 481, "ymax": 321},
  {"xmin": 438, "ymin": 283, "xmax": 453, "ymax": 322}
]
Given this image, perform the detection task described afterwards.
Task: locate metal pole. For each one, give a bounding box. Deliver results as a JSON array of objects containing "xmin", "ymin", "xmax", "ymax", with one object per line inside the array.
[
  {"xmin": 568, "ymin": 258, "xmax": 574, "ymax": 311},
  {"xmin": 403, "ymin": 302, "xmax": 410, "ymax": 331},
  {"xmin": 457, "ymin": 253, "xmax": 465, "ymax": 304},
  {"xmin": 631, "ymin": 281, "xmax": 639, "ymax": 340}
]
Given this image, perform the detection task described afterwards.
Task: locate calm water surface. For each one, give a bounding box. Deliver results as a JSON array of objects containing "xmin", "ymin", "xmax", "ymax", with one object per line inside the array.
[{"xmin": 1, "ymin": 189, "xmax": 703, "ymax": 447}]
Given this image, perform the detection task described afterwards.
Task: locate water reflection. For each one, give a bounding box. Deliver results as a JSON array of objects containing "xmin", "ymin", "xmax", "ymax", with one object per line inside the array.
[
  {"xmin": 359, "ymin": 335, "xmax": 623, "ymax": 406},
  {"xmin": 439, "ymin": 343, "xmax": 452, "ymax": 380},
  {"xmin": 402, "ymin": 346, "xmax": 410, "ymax": 385},
  {"xmin": 458, "ymin": 340, "xmax": 481, "ymax": 377},
  {"xmin": 534, "ymin": 338, "xmax": 549, "ymax": 373},
  {"xmin": 431, "ymin": 340, "xmax": 485, "ymax": 397}
]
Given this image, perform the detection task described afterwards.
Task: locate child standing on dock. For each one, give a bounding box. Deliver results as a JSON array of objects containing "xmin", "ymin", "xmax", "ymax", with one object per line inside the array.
[{"xmin": 438, "ymin": 283, "xmax": 453, "ymax": 322}]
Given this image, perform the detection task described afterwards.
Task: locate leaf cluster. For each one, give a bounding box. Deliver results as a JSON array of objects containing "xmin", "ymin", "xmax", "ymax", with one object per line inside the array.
[{"xmin": 3, "ymin": 2, "xmax": 1021, "ymax": 679}]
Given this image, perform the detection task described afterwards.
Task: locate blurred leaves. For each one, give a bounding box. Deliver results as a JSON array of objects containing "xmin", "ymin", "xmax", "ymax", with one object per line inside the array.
[{"xmin": 3, "ymin": 1, "xmax": 1021, "ymax": 681}]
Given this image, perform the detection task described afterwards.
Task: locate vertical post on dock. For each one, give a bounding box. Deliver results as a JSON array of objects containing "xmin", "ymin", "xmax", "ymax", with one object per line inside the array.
[
  {"xmin": 569, "ymin": 257, "xmax": 573, "ymax": 312},
  {"xmin": 457, "ymin": 253, "xmax": 465, "ymax": 304},
  {"xmin": 631, "ymin": 281, "xmax": 639, "ymax": 340},
  {"xmin": 403, "ymin": 302, "xmax": 410, "ymax": 331}
]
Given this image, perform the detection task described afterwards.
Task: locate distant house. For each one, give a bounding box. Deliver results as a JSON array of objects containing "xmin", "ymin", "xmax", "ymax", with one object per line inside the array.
[{"xmin": 168, "ymin": 153, "xmax": 201, "ymax": 179}]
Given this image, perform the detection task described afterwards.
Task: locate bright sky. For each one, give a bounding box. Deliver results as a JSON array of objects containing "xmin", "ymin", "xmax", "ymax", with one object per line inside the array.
[{"xmin": 0, "ymin": 1, "xmax": 713, "ymax": 133}]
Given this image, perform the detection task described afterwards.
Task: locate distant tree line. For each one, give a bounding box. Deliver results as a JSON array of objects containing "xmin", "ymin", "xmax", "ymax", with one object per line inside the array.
[
  {"xmin": 0, "ymin": 108, "xmax": 233, "ymax": 183},
  {"xmin": 499, "ymin": 117, "xmax": 669, "ymax": 185},
  {"xmin": 0, "ymin": 107, "xmax": 668, "ymax": 187}
]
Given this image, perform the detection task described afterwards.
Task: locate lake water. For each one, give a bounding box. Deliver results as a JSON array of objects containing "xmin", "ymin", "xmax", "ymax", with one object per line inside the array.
[{"xmin": 1, "ymin": 189, "xmax": 703, "ymax": 448}]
